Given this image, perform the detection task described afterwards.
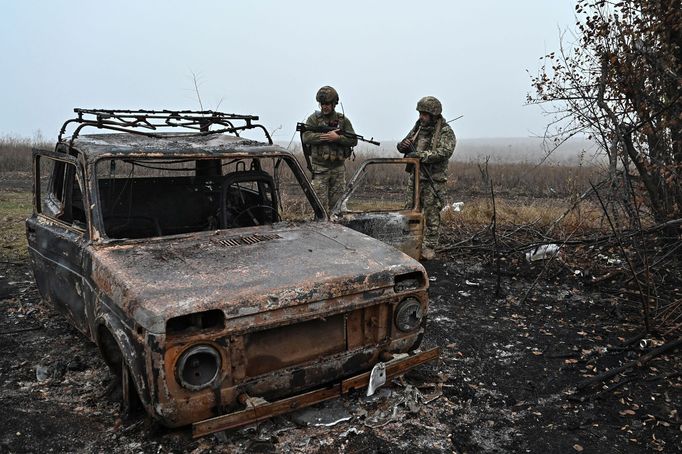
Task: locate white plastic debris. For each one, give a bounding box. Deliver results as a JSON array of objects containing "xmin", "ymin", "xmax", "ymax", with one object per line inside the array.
[
  {"xmin": 465, "ymin": 280, "xmax": 480, "ymax": 287},
  {"xmin": 441, "ymin": 201, "xmax": 464, "ymax": 213},
  {"xmin": 525, "ymin": 244, "xmax": 560, "ymax": 262}
]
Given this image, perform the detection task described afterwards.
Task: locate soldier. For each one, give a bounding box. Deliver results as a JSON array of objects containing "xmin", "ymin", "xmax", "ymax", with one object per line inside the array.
[
  {"xmin": 397, "ymin": 96, "xmax": 456, "ymax": 261},
  {"xmin": 301, "ymin": 86, "xmax": 358, "ymax": 211}
]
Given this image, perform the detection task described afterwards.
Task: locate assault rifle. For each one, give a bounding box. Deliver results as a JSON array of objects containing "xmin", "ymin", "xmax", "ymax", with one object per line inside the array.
[
  {"xmin": 296, "ymin": 122, "xmax": 380, "ymax": 172},
  {"xmin": 296, "ymin": 123, "xmax": 380, "ymax": 146}
]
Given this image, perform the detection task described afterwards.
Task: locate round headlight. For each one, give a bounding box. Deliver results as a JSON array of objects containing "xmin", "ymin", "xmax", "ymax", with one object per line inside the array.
[
  {"xmin": 176, "ymin": 345, "xmax": 221, "ymax": 391},
  {"xmin": 395, "ymin": 297, "xmax": 423, "ymax": 332}
]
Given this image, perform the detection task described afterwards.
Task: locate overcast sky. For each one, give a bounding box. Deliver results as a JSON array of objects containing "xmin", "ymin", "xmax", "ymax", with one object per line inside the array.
[{"xmin": 1, "ymin": 0, "xmax": 577, "ymax": 141}]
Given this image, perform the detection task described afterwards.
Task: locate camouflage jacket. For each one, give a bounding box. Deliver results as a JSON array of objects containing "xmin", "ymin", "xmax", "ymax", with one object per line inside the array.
[
  {"xmin": 402, "ymin": 119, "xmax": 456, "ymax": 182},
  {"xmin": 302, "ymin": 111, "xmax": 358, "ymax": 166}
]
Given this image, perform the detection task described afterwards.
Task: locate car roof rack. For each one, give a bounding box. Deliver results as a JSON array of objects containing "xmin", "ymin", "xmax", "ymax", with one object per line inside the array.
[{"xmin": 59, "ymin": 108, "xmax": 273, "ymax": 147}]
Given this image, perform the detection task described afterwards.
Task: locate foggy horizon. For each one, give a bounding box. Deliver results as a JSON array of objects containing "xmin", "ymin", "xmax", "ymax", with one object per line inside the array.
[{"xmin": 2, "ymin": 1, "xmax": 578, "ymax": 141}]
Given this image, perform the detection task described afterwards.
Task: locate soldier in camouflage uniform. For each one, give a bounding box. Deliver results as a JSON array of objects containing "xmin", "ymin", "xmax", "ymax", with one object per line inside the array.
[
  {"xmin": 301, "ymin": 86, "xmax": 358, "ymax": 211},
  {"xmin": 397, "ymin": 96, "xmax": 456, "ymax": 260}
]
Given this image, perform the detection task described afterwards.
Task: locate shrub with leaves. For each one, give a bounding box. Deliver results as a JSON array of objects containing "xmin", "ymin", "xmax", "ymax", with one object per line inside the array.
[{"xmin": 530, "ymin": 0, "xmax": 681, "ymax": 224}]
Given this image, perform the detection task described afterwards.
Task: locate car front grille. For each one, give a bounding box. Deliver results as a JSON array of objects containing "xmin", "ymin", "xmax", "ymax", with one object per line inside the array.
[{"xmin": 242, "ymin": 303, "xmax": 390, "ymax": 378}]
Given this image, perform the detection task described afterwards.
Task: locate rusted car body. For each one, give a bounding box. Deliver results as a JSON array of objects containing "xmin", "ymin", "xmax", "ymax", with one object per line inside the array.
[{"xmin": 26, "ymin": 109, "xmax": 437, "ymax": 437}]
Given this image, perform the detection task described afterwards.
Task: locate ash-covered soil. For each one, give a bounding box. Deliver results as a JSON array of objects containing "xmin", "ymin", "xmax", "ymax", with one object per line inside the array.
[{"xmin": 1, "ymin": 251, "xmax": 681, "ymax": 453}]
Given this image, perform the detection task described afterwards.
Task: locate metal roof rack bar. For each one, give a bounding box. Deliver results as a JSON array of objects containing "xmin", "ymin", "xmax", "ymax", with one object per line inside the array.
[{"xmin": 59, "ymin": 109, "xmax": 273, "ymax": 147}]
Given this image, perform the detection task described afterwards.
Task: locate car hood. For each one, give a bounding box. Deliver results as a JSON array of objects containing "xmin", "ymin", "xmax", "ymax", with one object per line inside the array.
[{"xmin": 90, "ymin": 222, "xmax": 423, "ymax": 333}]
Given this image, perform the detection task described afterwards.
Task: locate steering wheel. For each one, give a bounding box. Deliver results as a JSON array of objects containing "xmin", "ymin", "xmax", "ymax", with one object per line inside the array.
[{"xmin": 232, "ymin": 204, "xmax": 280, "ymax": 227}]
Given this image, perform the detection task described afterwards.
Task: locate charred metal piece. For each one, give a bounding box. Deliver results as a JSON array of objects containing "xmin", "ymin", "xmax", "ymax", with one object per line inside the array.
[
  {"xmin": 367, "ymin": 361, "xmax": 387, "ymax": 396},
  {"xmin": 27, "ymin": 107, "xmax": 437, "ymax": 436}
]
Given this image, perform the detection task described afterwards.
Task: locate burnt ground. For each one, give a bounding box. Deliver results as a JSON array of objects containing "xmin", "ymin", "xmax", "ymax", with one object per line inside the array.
[{"xmin": 1, "ymin": 246, "xmax": 681, "ymax": 454}]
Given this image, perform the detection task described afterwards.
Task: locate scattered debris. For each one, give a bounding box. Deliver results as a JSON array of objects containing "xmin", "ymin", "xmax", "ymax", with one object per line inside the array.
[
  {"xmin": 35, "ymin": 364, "xmax": 50, "ymax": 382},
  {"xmin": 442, "ymin": 202, "xmax": 464, "ymax": 213},
  {"xmin": 597, "ymin": 253, "xmax": 623, "ymax": 266},
  {"xmin": 525, "ymin": 244, "xmax": 560, "ymax": 262},
  {"xmin": 289, "ymin": 400, "xmax": 352, "ymax": 428}
]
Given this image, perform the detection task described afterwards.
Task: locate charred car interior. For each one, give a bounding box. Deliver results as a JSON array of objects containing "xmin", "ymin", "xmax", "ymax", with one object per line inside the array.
[
  {"xmin": 26, "ymin": 109, "xmax": 438, "ymax": 438},
  {"xmin": 97, "ymin": 157, "xmax": 303, "ymax": 239}
]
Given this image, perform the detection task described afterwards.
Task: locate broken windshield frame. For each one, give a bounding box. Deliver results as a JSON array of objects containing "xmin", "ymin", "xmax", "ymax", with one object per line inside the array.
[{"xmin": 91, "ymin": 154, "xmax": 324, "ymax": 240}]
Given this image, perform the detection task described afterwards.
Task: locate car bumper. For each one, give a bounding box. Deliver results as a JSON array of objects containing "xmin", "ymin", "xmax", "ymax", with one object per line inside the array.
[{"xmin": 192, "ymin": 346, "xmax": 440, "ymax": 438}]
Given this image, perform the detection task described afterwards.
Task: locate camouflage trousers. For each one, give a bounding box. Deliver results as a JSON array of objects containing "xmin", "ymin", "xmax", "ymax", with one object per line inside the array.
[
  {"xmin": 406, "ymin": 176, "xmax": 446, "ymax": 249},
  {"xmin": 311, "ymin": 162, "xmax": 346, "ymax": 212}
]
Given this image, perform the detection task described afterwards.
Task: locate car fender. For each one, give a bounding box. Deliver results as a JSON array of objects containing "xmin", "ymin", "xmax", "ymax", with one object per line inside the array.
[{"xmin": 96, "ymin": 311, "xmax": 152, "ymax": 410}]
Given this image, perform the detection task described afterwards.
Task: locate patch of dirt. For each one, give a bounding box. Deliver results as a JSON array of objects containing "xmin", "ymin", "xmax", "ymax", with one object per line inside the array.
[{"xmin": 1, "ymin": 249, "xmax": 681, "ymax": 453}]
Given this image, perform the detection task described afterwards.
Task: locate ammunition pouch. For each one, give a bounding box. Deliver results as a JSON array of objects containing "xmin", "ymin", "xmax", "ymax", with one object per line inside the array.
[{"xmin": 311, "ymin": 145, "xmax": 351, "ymax": 164}]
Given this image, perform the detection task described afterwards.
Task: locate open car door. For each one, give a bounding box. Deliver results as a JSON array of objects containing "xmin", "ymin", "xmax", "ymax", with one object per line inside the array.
[{"xmin": 331, "ymin": 157, "xmax": 424, "ymax": 260}]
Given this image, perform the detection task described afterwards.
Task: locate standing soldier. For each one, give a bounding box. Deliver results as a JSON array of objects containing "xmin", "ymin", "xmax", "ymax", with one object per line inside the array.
[
  {"xmin": 301, "ymin": 86, "xmax": 358, "ymax": 211},
  {"xmin": 397, "ymin": 96, "xmax": 456, "ymax": 260}
]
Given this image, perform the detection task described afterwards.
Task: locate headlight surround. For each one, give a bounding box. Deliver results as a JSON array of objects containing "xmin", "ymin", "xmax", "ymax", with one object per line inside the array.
[
  {"xmin": 176, "ymin": 345, "xmax": 221, "ymax": 391},
  {"xmin": 395, "ymin": 297, "xmax": 423, "ymax": 332},
  {"xmin": 394, "ymin": 271, "xmax": 426, "ymax": 293}
]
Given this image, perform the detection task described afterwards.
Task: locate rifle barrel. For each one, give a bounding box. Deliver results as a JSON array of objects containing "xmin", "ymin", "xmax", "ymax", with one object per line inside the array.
[{"xmin": 295, "ymin": 123, "xmax": 380, "ymax": 146}]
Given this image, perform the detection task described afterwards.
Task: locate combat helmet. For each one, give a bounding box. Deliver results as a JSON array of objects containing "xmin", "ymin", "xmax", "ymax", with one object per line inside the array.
[
  {"xmin": 316, "ymin": 86, "xmax": 339, "ymax": 104},
  {"xmin": 416, "ymin": 96, "xmax": 442, "ymax": 116}
]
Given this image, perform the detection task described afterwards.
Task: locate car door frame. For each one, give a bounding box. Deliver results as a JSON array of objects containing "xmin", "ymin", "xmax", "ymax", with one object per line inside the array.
[
  {"xmin": 27, "ymin": 148, "xmax": 92, "ymax": 335},
  {"xmin": 330, "ymin": 157, "xmax": 424, "ymax": 260}
]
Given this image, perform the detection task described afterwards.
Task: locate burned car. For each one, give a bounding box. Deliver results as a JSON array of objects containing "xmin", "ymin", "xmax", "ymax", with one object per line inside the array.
[{"xmin": 26, "ymin": 109, "xmax": 437, "ymax": 437}]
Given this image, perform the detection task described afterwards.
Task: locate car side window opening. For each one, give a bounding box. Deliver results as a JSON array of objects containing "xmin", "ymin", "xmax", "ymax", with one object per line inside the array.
[
  {"xmin": 38, "ymin": 156, "xmax": 86, "ymax": 230},
  {"xmin": 341, "ymin": 161, "xmax": 416, "ymax": 212},
  {"xmin": 95, "ymin": 156, "xmax": 317, "ymax": 239}
]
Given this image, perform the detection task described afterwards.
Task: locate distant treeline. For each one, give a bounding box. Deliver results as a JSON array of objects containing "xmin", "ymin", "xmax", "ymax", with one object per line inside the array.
[{"xmin": 283, "ymin": 136, "xmax": 601, "ymax": 166}]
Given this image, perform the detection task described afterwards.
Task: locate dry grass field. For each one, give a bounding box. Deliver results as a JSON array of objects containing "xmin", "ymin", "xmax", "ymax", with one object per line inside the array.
[
  {"xmin": 0, "ymin": 136, "xmax": 607, "ymax": 262},
  {"xmin": 0, "ymin": 191, "xmax": 31, "ymax": 261}
]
